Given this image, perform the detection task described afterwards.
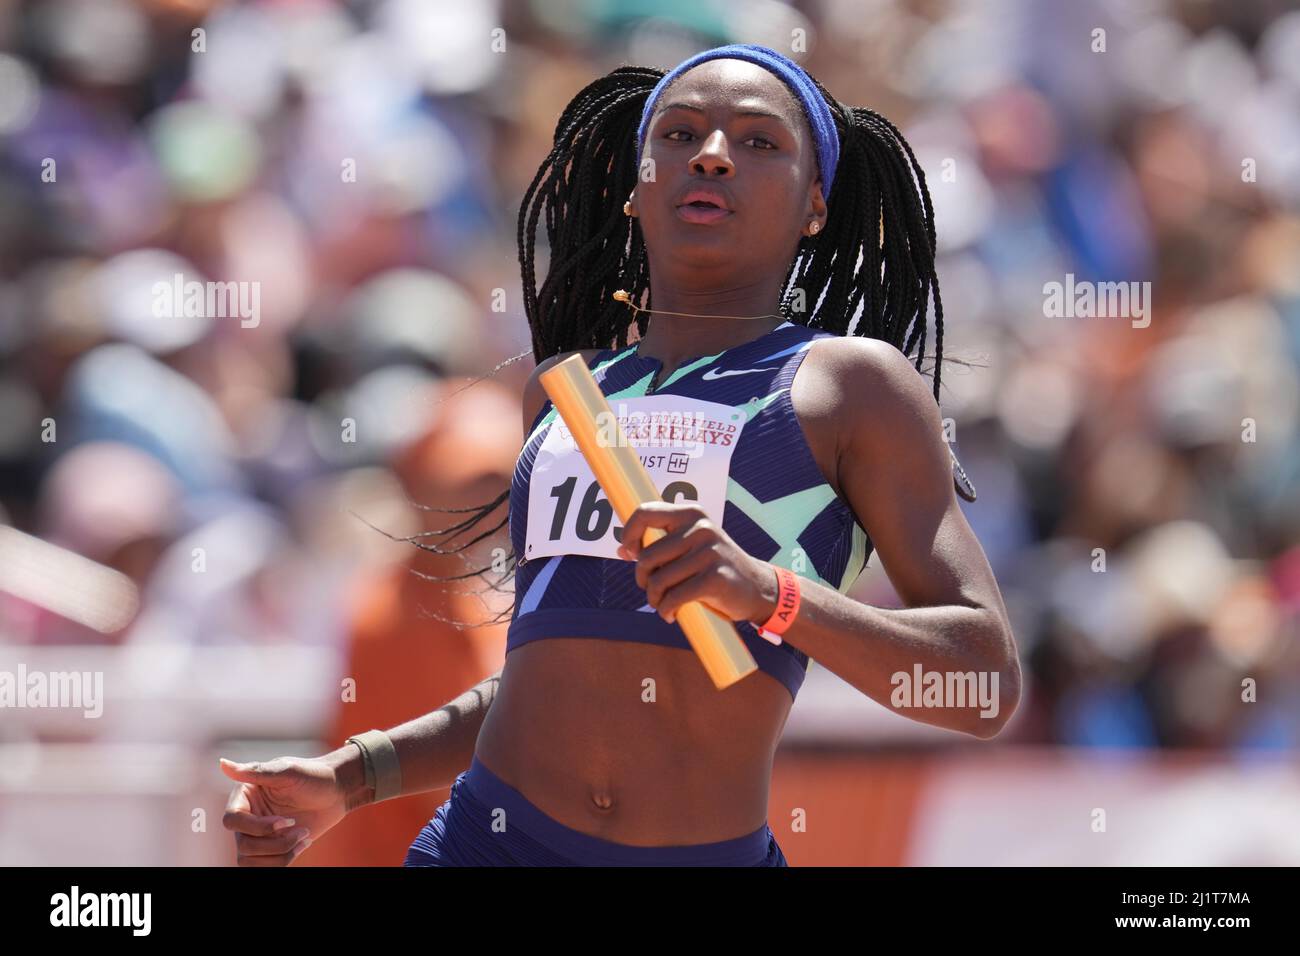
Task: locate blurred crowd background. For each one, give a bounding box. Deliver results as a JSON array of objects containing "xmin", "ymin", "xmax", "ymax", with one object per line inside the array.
[{"xmin": 1, "ymin": 0, "xmax": 1297, "ymax": 866}]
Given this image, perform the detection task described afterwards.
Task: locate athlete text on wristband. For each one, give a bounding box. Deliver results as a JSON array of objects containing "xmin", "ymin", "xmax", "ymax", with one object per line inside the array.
[{"xmin": 756, "ymin": 565, "xmax": 801, "ymax": 645}]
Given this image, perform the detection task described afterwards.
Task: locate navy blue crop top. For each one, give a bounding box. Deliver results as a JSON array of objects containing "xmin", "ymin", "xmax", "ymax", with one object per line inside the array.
[{"xmin": 506, "ymin": 321, "xmax": 874, "ymax": 701}]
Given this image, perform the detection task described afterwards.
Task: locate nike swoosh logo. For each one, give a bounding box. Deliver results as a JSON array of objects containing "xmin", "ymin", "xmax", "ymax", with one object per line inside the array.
[{"xmin": 701, "ymin": 366, "xmax": 780, "ymax": 380}]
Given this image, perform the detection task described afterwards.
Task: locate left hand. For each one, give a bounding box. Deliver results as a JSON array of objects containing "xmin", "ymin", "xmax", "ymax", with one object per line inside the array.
[{"xmin": 616, "ymin": 501, "xmax": 777, "ymax": 626}]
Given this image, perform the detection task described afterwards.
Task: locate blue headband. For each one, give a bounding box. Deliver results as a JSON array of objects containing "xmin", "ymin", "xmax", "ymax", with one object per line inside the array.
[{"xmin": 635, "ymin": 43, "xmax": 840, "ymax": 200}]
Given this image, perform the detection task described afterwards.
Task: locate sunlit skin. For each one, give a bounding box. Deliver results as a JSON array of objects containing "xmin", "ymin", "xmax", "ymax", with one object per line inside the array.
[{"xmin": 220, "ymin": 59, "xmax": 1022, "ymax": 861}]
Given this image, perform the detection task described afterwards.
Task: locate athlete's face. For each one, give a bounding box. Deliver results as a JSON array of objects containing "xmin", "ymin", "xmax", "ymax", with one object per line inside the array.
[{"xmin": 635, "ymin": 59, "xmax": 828, "ymax": 277}]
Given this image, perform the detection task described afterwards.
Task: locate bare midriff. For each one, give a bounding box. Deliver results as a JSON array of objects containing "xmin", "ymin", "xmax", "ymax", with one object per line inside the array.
[{"xmin": 473, "ymin": 637, "xmax": 793, "ymax": 846}]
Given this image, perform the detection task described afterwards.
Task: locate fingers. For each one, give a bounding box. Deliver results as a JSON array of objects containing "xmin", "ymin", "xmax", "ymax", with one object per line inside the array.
[
  {"xmin": 644, "ymin": 548, "xmax": 721, "ymax": 620},
  {"xmin": 223, "ymin": 804, "xmax": 295, "ymax": 837},
  {"xmin": 618, "ymin": 502, "xmax": 708, "ymax": 559},
  {"xmin": 225, "ymin": 785, "xmax": 311, "ymax": 865},
  {"xmin": 654, "ymin": 569, "xmax": 723, "ymax": 624},
  {"xmin": 235, "ymin": 831, "xmax": 313, "ymax": 867},
  {"xmin": 219, "ymin": 756, "xmax": 314, "ymax": 866},
  {"xmin": 236, "ymin": 826, "xmax": 311, "ymax": 857},
  {"xmin": 625, "ymin": 525, "xmax": 694, "ymax": 589},
  {"xmin": 223, "ymin": 786, "xmax": 296, "ymax": 837},
  {"xmin": 616, "ymin": 503, "xmax": 737, "ymax": 622},
  {"xmin": 219, "ymin": 756, "xmax": 285, "ymax": 786}
]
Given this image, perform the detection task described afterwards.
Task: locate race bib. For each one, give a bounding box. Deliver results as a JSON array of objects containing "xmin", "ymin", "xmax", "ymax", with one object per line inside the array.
[{"xmin": 524, "ymin": 395, "xmax": 746, "ymax": 562}]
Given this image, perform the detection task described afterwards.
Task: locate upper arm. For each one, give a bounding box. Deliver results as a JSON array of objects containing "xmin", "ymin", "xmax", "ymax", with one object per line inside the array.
[
  {"xmin": 828, "ymin": 339, "xmax": 1007, "ymax": 620},
  {"xmin": 520, "ymin": 348, "xmax": 605, "ymax": 437}
]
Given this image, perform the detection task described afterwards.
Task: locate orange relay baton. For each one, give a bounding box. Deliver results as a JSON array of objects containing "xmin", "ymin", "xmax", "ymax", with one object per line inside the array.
[{"xmin": 538, "ymin": 355, "xmax": 758, "ymax": 690}]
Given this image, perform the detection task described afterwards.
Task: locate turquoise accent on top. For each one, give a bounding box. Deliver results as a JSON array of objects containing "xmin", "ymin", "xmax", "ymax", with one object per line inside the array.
[
  {"xmin": 725, "ymin": 476, "xmax": 839, "ymax": 589},
  {"xmin": 507, "ymin": 320, "xmax": 874, "ymax": 703}
]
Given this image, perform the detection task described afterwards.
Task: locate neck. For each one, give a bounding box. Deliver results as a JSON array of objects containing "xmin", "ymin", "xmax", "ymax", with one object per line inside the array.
[{"xmin": 635, "ymin": 278, "xmax": 788, "ymax": 365}]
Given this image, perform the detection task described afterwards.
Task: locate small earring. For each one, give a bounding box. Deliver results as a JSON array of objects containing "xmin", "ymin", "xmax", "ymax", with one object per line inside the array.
[
  {"xmin": 624, "ymin": 201, "xmax": 634, "ymax": 216},
  {"xmin": 808, "ymin": 221, "xmax": 820, "ymax": 235}
]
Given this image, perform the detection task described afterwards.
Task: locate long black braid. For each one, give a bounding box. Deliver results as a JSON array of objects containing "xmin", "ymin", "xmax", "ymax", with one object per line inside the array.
[
  {"xmin": 396, "ymin": 60, "xmax": 950, "ymax": 627},
  {"xmin": 518, "ymin": 66, "xmax": 664, "ymax": 358}
]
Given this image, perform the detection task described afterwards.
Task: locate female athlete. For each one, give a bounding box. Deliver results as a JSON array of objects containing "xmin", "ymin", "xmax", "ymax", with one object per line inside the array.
[{"xmin": 221, "ymin": 43, "xmax": 1020, "ymax": 867}]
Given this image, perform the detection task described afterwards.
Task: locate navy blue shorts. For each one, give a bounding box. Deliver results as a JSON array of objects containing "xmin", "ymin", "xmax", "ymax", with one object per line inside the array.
[{"xmin": 404, "ymin": 755, "xmax": 788, "ymax": 867}]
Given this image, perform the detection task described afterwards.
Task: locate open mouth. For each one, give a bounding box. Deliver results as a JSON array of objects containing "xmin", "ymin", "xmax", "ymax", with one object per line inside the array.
[{"xmin": 675, "ymin": 193, "xmax": 733, "ymax": 224}]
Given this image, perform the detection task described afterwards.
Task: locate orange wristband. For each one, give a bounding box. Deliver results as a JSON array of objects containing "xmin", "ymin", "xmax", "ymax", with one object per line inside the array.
[{"xmin": 756, "ymin": 566, "xmax": 800, "ymax": 645}]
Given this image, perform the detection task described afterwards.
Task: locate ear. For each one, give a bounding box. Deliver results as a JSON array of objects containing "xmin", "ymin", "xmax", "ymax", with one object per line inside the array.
[{"xmin": 804, "ymin": 178, "xmax": 828, "ymax": 237}]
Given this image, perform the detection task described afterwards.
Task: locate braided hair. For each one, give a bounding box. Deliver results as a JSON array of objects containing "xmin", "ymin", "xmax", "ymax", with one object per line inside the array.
[{"xmin": 403, "ymin": 61, "xmax": 947, "ymax": 625}]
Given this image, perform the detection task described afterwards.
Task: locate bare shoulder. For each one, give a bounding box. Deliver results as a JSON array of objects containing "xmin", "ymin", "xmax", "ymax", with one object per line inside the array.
[
  {"xmin": 805, "ymin": 335, "xmax": 942, "ymax": 427},
  {"xmin": 521, "ymin": 347, "xmax": 607, "ymax": 433},
  {"xmin": 791, "ymin": 335, "xmax": 944, "ymax": 496}
]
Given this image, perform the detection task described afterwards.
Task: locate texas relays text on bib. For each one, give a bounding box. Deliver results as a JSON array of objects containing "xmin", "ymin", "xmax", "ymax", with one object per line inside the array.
[{"xmin": 524, "ymin": 395, "xmax": 747, "ymax": 562}]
